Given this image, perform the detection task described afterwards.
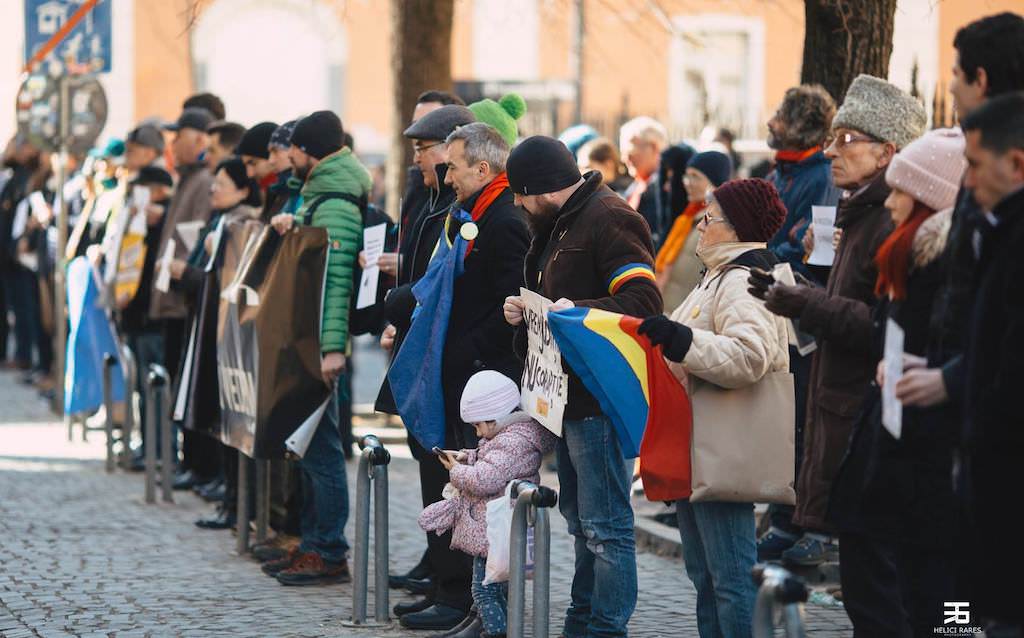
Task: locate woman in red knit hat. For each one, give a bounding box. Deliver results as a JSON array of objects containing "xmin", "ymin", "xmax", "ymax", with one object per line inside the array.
[{"xmin": 638, "ymin": 178, "xmax": 790, "ymax": 638}]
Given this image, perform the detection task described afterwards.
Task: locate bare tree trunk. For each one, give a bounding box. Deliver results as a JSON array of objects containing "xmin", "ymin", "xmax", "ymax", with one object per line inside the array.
[
  {"xmin": 801, "ymin": 0, "xmax": 897, "ymax": 103},
  {"xmin": 385, "ymin": 0, "xmax": 454, "ymax": 221}
]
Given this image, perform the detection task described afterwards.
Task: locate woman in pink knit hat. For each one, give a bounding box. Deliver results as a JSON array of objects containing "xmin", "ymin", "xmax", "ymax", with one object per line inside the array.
[{"xmin": 829, "ymin": 127, "xmax": 968, "ymax": 637}]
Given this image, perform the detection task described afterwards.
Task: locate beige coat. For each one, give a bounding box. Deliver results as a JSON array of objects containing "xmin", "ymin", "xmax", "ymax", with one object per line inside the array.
[{"xmin": 667, "ymin": 241, "xmax": 789, "ymax": 390}]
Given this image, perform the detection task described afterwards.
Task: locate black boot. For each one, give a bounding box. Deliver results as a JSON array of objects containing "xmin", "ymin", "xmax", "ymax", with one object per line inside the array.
[
  {"xmin": 430, "ymin": 609, "xmax": 479, "ymax": 638},
  {"xmin": 399, "ymin": 604, "xmax": 466, "ymax": 631},
  {"xmin": 394, "ymin": 597, "xmax": 433, "ymax": 617}
]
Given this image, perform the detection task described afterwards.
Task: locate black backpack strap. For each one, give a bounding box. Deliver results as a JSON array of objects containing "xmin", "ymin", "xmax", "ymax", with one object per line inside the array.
[{"xmin": 297, "ymin": 191, "xmax": 367, "ymax": 225}]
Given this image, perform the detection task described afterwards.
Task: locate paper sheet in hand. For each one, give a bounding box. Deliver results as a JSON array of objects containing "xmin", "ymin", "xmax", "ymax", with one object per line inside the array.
[
  {"xmin": 772, "ymin": 263, "xmax": 817, "ymax": 356},
  {"xmin": 807, "ymin": 205, "xmax": 838, "ymax": 266},
  {"xmin": 882, "ymin": 318, "xmax": 905, "ymax": 439},
  {"xmin": 155, "ymin": 239, "xmax": 175, "ymax": 293},
  {"xmin": 356, "ymin": 223, "xmax": 387, "ymax": 310},
  {"xmin": 176, "ymin": 220, "xmax": 204, "ymax": 253},
  {"xmin": 519, "ymin": 288, "xmax": 568, "ymax": 437}
]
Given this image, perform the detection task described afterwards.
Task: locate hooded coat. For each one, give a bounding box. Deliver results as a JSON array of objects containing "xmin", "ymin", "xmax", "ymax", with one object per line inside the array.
[
  {"xmin": 292, "ymin": 148, "xmax": 372, "ymax": 353},
  {"xmin": 417, "ymin": 411, "xmax": 558, "ymax": 557}
]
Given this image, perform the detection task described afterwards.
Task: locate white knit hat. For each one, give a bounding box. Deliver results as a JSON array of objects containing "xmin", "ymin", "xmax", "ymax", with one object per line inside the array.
[
  {"xmin": 885, "ymin": 128, "xmax": 967, "ymax": 212},
  {"xmin": 460, "ymin": 371, "xmax": 521, "ymax": 423}
]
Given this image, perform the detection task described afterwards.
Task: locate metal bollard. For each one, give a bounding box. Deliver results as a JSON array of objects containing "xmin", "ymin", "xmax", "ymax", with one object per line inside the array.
[
  {"xmin": 143, "ymin": 371, "xmax": 157, "ymax": 504},
  {"xmin": 254, "ymin": 460, "xmax": 270, "ymax": 544},
  {"xmin": 237, "ymin": 451, "xmax": 250, "ymax": 554},
  {"xmin": 147, "ymin": 364, "xmax": 173, "ymax": 504},
  {"xmin": 102, "ymin": 354, "xmax": 117, "ymax": 473},
  {"xmin": 119, "ymin": 343, "xmax": 136, "ymax": 471},
  {"xmin": 752, "ymin": 563, "xmax": 809, "ymax": 638},
  {"xmin": 344, "ymin": 434, "xmax": 392, "ymax": 628},
  {"xmin": 508, "ymin": 479, "xmax": 558, "ymax": 638}
]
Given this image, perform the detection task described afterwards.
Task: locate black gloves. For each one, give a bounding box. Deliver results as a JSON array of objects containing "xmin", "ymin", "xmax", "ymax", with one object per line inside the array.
[
  {"xmin": 638, "ymin": 315, "xmax": 694, "ymax": 363},
  {"xmin": 748, "ymin": 267, "xmax": 815, "ymax": 318},
  {"xmin": 747, "ymin": 267, "xmax": 775, "ymax": 300}
]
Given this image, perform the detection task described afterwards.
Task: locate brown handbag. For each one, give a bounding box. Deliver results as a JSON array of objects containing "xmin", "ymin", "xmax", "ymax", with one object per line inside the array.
[{"xmin": 689, "ymin": 370, "xmax": 796, "ymax": 505}]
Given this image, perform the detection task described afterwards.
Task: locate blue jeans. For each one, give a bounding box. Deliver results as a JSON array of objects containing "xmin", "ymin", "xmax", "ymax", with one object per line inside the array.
[
  {"xmin": 298, "ymin": 381, "xmax": 350, "ymax": 563},
  {"xmin": 556, "ymin": 415, "xmax": 637, "ymax": 638},
  {"xmin": 128, "ymin": 333, "xmax": 172, "ymax": 457},
  {"xmin": 472, "ymin": 556, "xmax": 508, "ymax": 634},
  {"xmin": 675, "ymin": 500, "xmax": 757, "ymax": 638}
]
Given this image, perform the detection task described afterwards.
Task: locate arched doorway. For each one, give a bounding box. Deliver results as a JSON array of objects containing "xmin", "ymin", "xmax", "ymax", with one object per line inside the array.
[{"xmin": 191, "ymin": 0, "xmax": 347, "ymax": 126}]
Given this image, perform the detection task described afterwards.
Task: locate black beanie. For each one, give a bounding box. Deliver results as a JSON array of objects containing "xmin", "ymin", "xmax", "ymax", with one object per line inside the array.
[
  {"xmin": 290, "ymin": 111, "xmax": 344, "ymax": 160},
  {"xmin": 236, "ymin": 121, "xmax": 278, "ymax": 159},
  {"xmin": 215, "ymin": 158, "xmax": 262, "ymax": 207},
  {"xmin": 507, "ymin": 136, "xmax": 582, "ymax": 195}
]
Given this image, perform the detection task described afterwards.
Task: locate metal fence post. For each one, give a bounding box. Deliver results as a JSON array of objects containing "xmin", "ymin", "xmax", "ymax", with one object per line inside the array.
[
  {"xmin": 344, "ymin": 434, "xmax": 392, "ymax": 628},
  {"xmin": 254, "ymin": 459, "xmax": 270, "ymax": 544},
  {"xmin": 102, "ymin": 354, "xmax": 116, "ymax": 473},
  {"xmin": 119, "ymin": 343, "xmax": 136, "ymax": 471},
  {"xmin": 237, "ymin": 451, "xmax": 250, "ymax": 554},
  {"xmin": 147, "ymin": 364, "xmax": 173, "ymax": 503},
  {"xmin": 144, "ymin": 368, "xmax": 158, "ymax": 504},
  {"xmin": 752, "ymin": 563, "xmax": 808, "ymax": 638},
  {"xmin": 508, "ymin": 479, "xmax": 558, "ymax": 638}
]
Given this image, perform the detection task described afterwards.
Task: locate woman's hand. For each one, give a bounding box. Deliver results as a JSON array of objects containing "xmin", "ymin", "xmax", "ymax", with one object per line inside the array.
[
  {"xmin": 638, "ymin": 315, "xmax": 693, "ymax": 363},
  {"xmin": 169, "ymin": 259, "xmax": 187, "ymax": 280}
]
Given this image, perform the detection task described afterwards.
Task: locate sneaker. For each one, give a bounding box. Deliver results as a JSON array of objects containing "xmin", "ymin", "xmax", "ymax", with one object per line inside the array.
[
  {"xmin": 276, "ymin": 552, "xmax": 350, "ymax": 586},
  {"xmin": 757, "ymin": 527, "xmax": 799, "ymax": 561},
  {"xmin": 261, "ymin": 547, "xmax": 299, "ymax": 576},
  {"xmin": 781, "ymin": 533, "xmax": 838, "ymax": 567}
]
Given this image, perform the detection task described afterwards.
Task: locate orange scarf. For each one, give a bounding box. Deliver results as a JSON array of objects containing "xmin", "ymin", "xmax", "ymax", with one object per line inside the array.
[
  {"xmin": 654, "ymin": 201, "xmax": 705, "ymax": 273},
  {"xmin": 775, "ymin": 146, "xmax": 821, "ymax": 164}
]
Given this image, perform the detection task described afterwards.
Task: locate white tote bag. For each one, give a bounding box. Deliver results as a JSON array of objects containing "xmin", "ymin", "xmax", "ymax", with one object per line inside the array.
[{"xmin": 483, "ymin": 482, "xmax": 535, "ymax": 585}]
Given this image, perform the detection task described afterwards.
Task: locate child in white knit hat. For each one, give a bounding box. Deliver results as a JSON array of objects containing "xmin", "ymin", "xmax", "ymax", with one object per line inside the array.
[{"xmin": 418, "ymin": 370, "xmax": 557, "ymax": 638}]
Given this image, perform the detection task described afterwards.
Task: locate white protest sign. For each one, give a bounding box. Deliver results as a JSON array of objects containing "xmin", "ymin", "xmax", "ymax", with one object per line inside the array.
[
  {"xmin": 806, "ymin": 205, "xmax": 838, "ymax": 266},
  {"xmin": 519, "ymin": 288, "xmax": 568, "ymax": 437},
  {"xmin": 154, "ymin": 238, "xmax": 175, "ymax": 293},
  {"xmin": 356, "ymin": 223, "xmax": 387, "ymax": 310},
  {"xmin": 882, "ymin": 318, "xmax": 905, "ymax": 440}
]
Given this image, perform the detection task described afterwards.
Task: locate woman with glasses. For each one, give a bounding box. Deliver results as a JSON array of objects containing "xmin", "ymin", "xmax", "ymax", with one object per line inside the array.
[
  {"xmin": 654, "ymin": 150, "xmax": 733, "ymax": 311},
  {"xmin": 639, "ymin": 178, "xmax": 790, "ymax": 638}
]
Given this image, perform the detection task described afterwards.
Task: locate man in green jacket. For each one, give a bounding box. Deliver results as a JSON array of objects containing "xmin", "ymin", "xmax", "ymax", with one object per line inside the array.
[{"xmin": 267, "ymin": 110, "xmax": 369, "ymax": 586}]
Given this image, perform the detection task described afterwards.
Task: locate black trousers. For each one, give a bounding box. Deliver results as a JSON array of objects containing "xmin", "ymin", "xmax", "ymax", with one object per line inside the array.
[
  {"xmin": 419, "ymin": 450, "xmax": 473, "ymax": 612},
  {"xmin": 840, "ymin": 532, "xmax": 957, "ymax": 637},
  {"xmin": 163, "ymin": 317, "xmax": 220, "ymax": 479}
]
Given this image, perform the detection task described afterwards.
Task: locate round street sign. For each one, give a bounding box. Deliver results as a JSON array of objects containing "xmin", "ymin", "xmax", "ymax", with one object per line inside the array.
[{"xmin": 15, "ymin": 71, "xmax": 107, "ymax": 155}]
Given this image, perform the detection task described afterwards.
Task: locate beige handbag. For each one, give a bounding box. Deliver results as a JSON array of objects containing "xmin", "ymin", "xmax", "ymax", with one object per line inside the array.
[{"xmin": 689, "ymin": 371, "xmax": 796, "ymax": 504}]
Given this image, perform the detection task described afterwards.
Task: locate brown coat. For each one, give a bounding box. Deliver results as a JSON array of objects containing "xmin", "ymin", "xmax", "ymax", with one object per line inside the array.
[
  {"xmin": 793, "ymin": 171, "xmax": 894, "ymax": 531},
  {"xmin": 149, "ymin": 162, "xmax": 214, "ymax": 320},
  {"xmin": 519, "ymin": 171, "xmax": 662, "ymax": 420}
]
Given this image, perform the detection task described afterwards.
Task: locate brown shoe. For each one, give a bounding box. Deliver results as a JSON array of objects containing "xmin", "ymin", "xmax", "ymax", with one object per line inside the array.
[
  {"xmin": 275, "ymin": 552, "xmax": 350, "ymax": 586},
  {"xmin": 260, "ymin": 547, "xmax": 299, "ymax": 576},
  {"xmin": 251, "ymin": 534, "xmax": 300, "ymax": 562}
]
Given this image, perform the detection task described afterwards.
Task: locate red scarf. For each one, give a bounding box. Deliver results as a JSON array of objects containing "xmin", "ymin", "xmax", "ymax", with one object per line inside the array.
[
  {"xmin": 874, "ymin": 201, "xmax": 935, "ymax": 300},
  {"xmin": 775, "ymin": 146, "xmax": 821, "ymax": 164},
  {"xmin": 445, "ymin": 172, "xmax": 510, "ymax": 258},
  {"xmin": 259, "ymin": 171, "xmax": 278, "ymax": 193}
]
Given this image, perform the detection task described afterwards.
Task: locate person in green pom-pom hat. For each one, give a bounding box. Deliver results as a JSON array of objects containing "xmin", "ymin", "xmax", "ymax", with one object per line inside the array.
[{"xmin": 468, "ymin": 93, "xmax": 526, "ymax": 147}]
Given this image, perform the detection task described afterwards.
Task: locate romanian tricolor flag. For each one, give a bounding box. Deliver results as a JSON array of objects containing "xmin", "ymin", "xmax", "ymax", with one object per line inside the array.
[
  {"xmin": 607, "ymin": 263, "xmax": 657, "ymax": 294},
  {"xmin": 548, "ymin": 307, "xmax": 693, "ymax": 501}
]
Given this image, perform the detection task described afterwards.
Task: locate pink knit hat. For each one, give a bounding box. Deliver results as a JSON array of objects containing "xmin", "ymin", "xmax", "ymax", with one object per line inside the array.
[
  {"xmin": 460, "ymin": 371, "xmax": 521, "ymax": 423},
  {"xmin": 885, "ymin": 128, "xmax": 967, "ymax": 212}
]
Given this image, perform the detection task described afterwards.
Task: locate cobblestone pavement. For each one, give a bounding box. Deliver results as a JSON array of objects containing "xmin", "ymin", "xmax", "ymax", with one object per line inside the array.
[{"xmin": 0, "ymin": 369, "xmax": 852, "ymax": 637}]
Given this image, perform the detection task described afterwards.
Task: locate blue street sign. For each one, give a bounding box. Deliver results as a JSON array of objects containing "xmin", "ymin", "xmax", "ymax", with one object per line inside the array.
[{"xmin": 24, "ymin": 0, "xmax": 112, "ymax": 73}]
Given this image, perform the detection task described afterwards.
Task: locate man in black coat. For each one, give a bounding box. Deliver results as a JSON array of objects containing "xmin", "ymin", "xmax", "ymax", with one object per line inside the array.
[
  {"xmin": 391, "ymin": 121, "xmax": 529, "ymax": 632},
  {"xmin": 959, "ymin": 93, "xmax": 1024, "ymax": 633}
]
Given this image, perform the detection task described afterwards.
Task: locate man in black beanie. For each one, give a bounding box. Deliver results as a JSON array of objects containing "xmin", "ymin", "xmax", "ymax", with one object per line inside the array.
[
  {"xmin": 264, "ymin": 109, "xmax": 370, "ymax": 586},
  {"xmin": 503, "ymin": 135, "xmax": 662, "ymax": 638}
]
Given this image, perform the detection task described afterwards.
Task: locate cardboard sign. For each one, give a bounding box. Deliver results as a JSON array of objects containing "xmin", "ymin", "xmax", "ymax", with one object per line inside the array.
[{"xmin": 519, "ymin": 288, "xmax": 568, "ymax": 437}]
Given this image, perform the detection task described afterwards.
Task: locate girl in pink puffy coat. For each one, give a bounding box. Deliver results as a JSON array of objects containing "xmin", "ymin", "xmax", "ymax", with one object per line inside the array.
[{"xmin": 418, "ymin": 370, "xmax": 558, "ymax": 638}]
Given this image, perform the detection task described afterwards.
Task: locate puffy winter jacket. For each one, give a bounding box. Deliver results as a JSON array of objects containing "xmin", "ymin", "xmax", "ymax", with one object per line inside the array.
[
  {"xmin": 417, "ymin": 412, "xmax": 558, "ymax": 557},
  {"xmin": 293, "ymin": 148, "xmax": 371, "ymax": 353}
]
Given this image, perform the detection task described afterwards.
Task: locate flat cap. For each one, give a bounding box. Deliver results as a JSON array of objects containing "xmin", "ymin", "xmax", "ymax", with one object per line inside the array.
[{"xmin": 403, "ymin": 105, "xmax": 476, "ymax": 142}]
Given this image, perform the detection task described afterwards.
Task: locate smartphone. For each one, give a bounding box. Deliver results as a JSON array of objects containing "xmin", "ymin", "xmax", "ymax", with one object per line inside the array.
[{"xmin": 431, "ymin": 446, "xmax": 444, "ymax": 456}]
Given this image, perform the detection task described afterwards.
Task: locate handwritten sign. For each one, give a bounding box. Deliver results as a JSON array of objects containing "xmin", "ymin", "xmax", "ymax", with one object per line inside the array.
[
  {"xmin": 356, "ymin": 223, "xmax": 387, "ymax": 310},
  {"xmin": 520, "ymin": 288, "xmax": 567, "ymax": 437}
]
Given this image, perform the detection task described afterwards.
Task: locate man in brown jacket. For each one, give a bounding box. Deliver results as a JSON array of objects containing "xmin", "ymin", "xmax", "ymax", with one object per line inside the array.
[
  {"xmin": 504, "ymin": 136, "xmax": 662, "ymax": 638},
  {"xmin": 149, "ymin": 105, "xmax": 217, "ymax": 488},
  {"xmin": 752, "ymin": 75, "xmax": 926, "ymax": 568}
]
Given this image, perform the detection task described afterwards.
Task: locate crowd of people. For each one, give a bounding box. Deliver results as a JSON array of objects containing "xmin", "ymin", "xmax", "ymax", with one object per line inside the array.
[{"xmin": 1, "ymin": 9, "xmax": 1022, "ymax": 638}]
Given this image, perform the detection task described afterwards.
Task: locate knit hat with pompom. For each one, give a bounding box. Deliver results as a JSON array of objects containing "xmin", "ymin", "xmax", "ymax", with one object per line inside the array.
[
  {"xmin": 712, "ymin": 178, "xmax": 788, "ymax": 243},
  {"xmin": 468, "ymin": 93, "xmax": 527, "ymax": 147}
]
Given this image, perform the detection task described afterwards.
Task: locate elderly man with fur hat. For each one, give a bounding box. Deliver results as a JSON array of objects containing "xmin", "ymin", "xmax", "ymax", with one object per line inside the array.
[{"xmin": 749, "ymin": 74, "xmax": 927, "ymax": 567}]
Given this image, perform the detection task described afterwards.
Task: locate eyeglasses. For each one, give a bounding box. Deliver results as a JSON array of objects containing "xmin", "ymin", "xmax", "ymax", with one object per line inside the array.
[
  {"xmin": 412, "ymin": 142, "xmax": 444, "ymax": 156},
  {"xmin": 824, "ymin": 132, "xmax": 881, "ymax": 150},
  {"xmin": 700, "ymin": 213, "xmax": 731, "ymax": 227}
]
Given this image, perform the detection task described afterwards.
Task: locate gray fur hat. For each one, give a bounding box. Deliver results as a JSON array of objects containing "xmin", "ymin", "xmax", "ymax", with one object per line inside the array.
[{"xmin": 832, "ymin": 75, "xmax": 927, "ymax": 149}]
